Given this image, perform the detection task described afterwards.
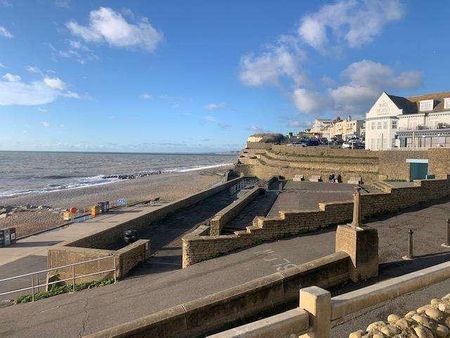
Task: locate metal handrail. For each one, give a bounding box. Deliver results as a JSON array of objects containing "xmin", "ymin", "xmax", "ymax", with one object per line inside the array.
[{"xmin": 0, "ymin": 255, "xmax": 117, "ymax": 301}]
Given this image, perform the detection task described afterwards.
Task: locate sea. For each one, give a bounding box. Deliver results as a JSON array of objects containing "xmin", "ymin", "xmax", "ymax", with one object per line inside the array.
[{"xmin": 0, "ymin": 151, "xmax": 236, "ymax": 199}]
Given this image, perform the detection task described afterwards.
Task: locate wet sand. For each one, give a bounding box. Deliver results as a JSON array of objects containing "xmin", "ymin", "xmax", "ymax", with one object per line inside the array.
[{"xmin": 0, "ymin": 167, "xmax": 231, "ymax": 237}]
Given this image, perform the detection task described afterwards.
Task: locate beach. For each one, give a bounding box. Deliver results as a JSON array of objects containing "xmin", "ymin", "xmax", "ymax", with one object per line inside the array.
[{"xmin": 0, "ymin": 166, "xmax": 232, "ymax": 238}]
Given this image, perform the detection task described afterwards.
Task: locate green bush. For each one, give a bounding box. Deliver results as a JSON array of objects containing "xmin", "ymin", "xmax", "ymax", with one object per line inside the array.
[{"xmin": 15, "ymin": 278, "xmax": 114, "ymax": 304}]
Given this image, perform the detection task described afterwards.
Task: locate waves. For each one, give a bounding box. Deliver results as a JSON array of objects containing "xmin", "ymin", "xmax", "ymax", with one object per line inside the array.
[{"xmin": 0, "ymin": 162, "xmax": 234, "ymax": 199}]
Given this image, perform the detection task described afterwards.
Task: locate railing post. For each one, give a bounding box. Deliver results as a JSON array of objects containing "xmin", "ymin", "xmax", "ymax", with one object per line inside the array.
[
  {"xmin": 113, "ymin": 256, "xmax": 117, "ymax": 284},
  {"xmin": 442, "ymin": 219, "xmax": 450, "ymax": 248},
  {"xmin": 299, "ymin": 286, "xmax": 331, "ymax": 338},
  {"xmin": 31, "ymin": 275, "xmax": 35, "ymax": 302},
  {"xmin": 72, "ymin": 265, "xmax": 76, "ymax": 292},
  {"xmin": 403, "ymin": 229, "xmax": 414, "ymax": 260}
]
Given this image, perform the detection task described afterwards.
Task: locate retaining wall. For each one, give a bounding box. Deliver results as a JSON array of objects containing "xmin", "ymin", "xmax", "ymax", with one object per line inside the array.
[
  {"xmin": 86, "ymin": 252, "xmax": 351, "ymax": 338},
  {"xmin": 210, "ymin": 187, "xmax": 264, "ymax": 236},
  {"xmin": 69, "ymin": 177, "xmax": 246, "ymax": 250},
  {"xmin": 239, "ymin": 144, "xmax": 450, "ymax": 182},
  {"xmin": 183, "ymin": 175, "xmax": 450, "ymax": 267},
  {"xmin": 47, "ymin": 239, "xmax": 150, "ymax": 283}
]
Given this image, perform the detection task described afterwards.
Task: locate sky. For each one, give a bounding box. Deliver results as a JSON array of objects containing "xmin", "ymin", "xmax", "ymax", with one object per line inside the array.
[{"xmin": 0, "ymin": 0, "xmax": 449, "ymax": 153}]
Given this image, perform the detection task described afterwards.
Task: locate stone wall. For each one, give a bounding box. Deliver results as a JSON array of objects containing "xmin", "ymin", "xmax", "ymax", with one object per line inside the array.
[
  {"xmin": 239, "ymin": 143, "xmax": 450, "ymax": 182},
  {"xmin": 86, "ymin": 252, "xmax": 351, "ymax": 338},
  {"xmin": 47, "ymin": 239, "xmax": 150, "ymax": 283},
  {"xmin": 182, "ymin": 176, "xmax": 450, "ymax": 267},
  {"xmin": 210, "ymin": 187, "xmax": 264, "ymax": 236},
  {"xmin": 69, "ymin": 176, "xmax": 246, "ymax": 250}
]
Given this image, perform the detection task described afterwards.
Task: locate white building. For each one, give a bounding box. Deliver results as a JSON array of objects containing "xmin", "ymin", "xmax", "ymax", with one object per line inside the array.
[
  {"xmin": 365, "ymin": 91, "xmax": 450, "ymax": 150},
  {"xmin": 310, "ymin": 119, "xmax": 333, "ymax": 138},
  {"xmin": 310, "ymin": 117, "xmax": 364, "ymax": 140}
]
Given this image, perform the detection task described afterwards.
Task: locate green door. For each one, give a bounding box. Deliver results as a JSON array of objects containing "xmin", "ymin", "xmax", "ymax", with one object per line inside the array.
[{"xmin": 409, "ymin": 162, "xmax": 428, "ymax": 180}]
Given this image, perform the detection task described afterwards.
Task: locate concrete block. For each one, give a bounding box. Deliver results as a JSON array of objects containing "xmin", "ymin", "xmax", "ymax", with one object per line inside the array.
[
  {"xmin": 299, "ymin": 286, "xmax": 331, "ymax": 338},
  {"xmin": 347, "ymin": 176, "xmax": 362, "ymax": 184},
  {"xmin": 335, "ymin": 225, "xmax": 378, "ymax": 282},
  {"xmin": 309, "ymin": 175, "xmax": 322, "ymax": 182}
]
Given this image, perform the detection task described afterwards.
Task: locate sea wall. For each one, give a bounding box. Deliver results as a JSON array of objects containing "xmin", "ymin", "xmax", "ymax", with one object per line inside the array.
[
  {"xmin": 182, "ymin": 175, "xmax": 450, "ymax": 267},
  {"xmin": 86, "ymin": 252, "xmax": 351, "ymax": 338},
  {"xmin": 238, "ymin": 144, "xmax": 450, "ymax": 182},
  {"xmin": 69, "ymin": 176, "xmax": 246, "ymax": 250}
]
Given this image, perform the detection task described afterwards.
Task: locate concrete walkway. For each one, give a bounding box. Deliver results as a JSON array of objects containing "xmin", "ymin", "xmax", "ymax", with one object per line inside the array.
[{"xmin": 0, "ymin": 198, "xmax": 449, "ymax": 337}]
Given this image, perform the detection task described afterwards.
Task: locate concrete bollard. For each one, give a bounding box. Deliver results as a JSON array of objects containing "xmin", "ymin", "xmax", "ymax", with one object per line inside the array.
[
  {"xmin": 402, "ymin": 229, "xmax": 414, "ymax": 260},
  {"xmin": 351, "ymin": 187, "xmax": 362, "ymax": 228},
  {"xmin": 442, "ymin": 218, "xmax": 450, "ymax": 248}
]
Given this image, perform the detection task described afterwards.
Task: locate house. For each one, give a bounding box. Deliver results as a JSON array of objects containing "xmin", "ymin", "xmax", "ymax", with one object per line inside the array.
[{"xmin": 365, "ymin": 91, "xmax": 450, "ymax": 150}]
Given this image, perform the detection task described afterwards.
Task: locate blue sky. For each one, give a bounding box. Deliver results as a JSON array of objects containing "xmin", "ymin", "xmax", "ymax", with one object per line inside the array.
[{"xmin": 0, "ymin": 0, "xmax": 449, "ymax": 152}]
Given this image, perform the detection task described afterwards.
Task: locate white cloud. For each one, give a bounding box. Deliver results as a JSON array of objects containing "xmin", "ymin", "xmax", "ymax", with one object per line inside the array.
[
  {"xmin": 205, "ymin": 102, "xmax": 226, "ymax": 111},
  {"xmin": 0, "ymin": 26, "xmax": 13, "ymax": 38},
  {"xmin": 43, "ymin": 77, "xmax": 66, "ymax": 90},
  {"xmin": 2, "ymin": 73, "xmax": 21, "ymax": 82},
  {"xmin": 293, "ymin": 88, "xmax": 331, "ymax": 115},
  {"xmin": 0, "ymin": 73, "xmax": 80, "ymax": 106},
  {"xmin": 66, "ymin": 7, "xmax": 163, "ymax": 53},
  {"xmin": 40, "ymin": 121, "xmax": 50, "ymax": 128},
  {"xmin": 298, "ymin": 0, "xmax": 404, "ymax": 50},
  {"xmin": 329, "ymin": 60, "xmax": 422, "ymax": 113},
  {"xmin": 0, "ymin": 63, "xmax": 5, "ymax": 68},
  {"xmin": 202, "ymin": 115, "xmax": 231, "ymax": 129},
  {"xmin": 239, "ymin": 43, "xmax": 304, "ymax": 87},
  {"xmin": 140, "ymin": 93, "xmax": 152, "ymax": 100},
  {"xmin": 26, "ymin": 66, "xmax": 42, "ymax": 74},
  {"xmin": 55, "ymin": 0, "xmax": 70, "ymax": 8}
]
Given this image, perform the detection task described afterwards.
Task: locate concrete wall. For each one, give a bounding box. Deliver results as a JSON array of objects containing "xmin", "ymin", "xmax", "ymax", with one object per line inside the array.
[
  {"xmin": 210, "ymin": 187, "xmax": 264, "ymax": 236},
  {"xmin": 86, "ymin": 252, "xmax": 351, "ymax": 338},
  {"xmin": 47, "ymin": 239, "xmax": 150, "ymax": 283},
  {"xmin": 183, "ymin": 175, "xmax": 450, "ymax": 267},
  {"xmin": 239, "ymin": 144, "xmax": 450, "ymax": 182},
  {"xmin": 70, "ymin": 177, "xmax": 246, "ymax": 250}
]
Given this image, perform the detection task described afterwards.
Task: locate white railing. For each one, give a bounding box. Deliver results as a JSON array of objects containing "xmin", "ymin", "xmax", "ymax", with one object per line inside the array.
[
  {"xmin": 210, "ymin": 260, "xmax": 450, "ymax": 338},
  {"xmin": 0, "ymin": 255, "xmax": 117, "ymax": 302}
]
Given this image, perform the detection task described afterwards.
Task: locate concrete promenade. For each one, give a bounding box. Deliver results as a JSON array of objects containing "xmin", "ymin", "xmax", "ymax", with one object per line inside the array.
[{"xmin": 0, "ymin": 198, "xmax": 449, "ymax": 337}]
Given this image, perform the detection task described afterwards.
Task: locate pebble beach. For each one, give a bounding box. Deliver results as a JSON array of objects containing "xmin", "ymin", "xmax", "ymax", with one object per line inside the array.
[{"xmin": 0, "ymin": 167, "xmax": 231, "ymax": 238}]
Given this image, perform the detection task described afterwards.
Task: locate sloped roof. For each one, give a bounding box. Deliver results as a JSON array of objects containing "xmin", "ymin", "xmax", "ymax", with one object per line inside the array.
[{"xmin": 387, "ymin": 91, "xmax": 450, "ymax": 114}]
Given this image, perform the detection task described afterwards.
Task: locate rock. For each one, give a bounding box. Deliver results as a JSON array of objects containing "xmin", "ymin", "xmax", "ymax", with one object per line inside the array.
[
  {"xmin": 430, "ymin": 298, "xmax": 441, "ymax": 306},
  {"xmin": 412, "ymin": 314, "xmax": 433, "ymax": 328},
  {"xmin": 349, "ymin": 330, "xmax": 364, "ymax": 338},
  {"xmin": 425, "ymin": 307, "xmax": 444, "ymax": 321},
  {"xmin": 413, "ymin": 325, "xmax": 434, "ymax": 338},
  {"xmin": 367, "ymin": 321, "xmax": 386, "ymax": 332},
  {"xmin": 436, "ymin": 324, "xmax": 449, "ymax": 337},
  {"xmin": 405, "ymin": 311, "xmax": 417, "ymax": 319},
  {"xmin": 395, "ymin": 318, "xmax": 410, "ymax": 330},
  {"xmin": 380, "ymin": 324, "xmax": 401, "ymax": 336},
  {"xmin": 417, "ymin": 306, "xmax": 430, "ymax": 314},
  {"xmin": 387, "ymin": 314, "xmax": 401, "ymax": 323}
]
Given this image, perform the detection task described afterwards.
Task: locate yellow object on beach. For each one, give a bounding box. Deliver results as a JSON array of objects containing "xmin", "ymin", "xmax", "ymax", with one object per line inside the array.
[
  {"xmin": 90, "ymin": 205, "xmax": 101, "ymax": 217},
  {"xmin": 63, "ymin": 211, "xmax": 73, "ymax": 221}
]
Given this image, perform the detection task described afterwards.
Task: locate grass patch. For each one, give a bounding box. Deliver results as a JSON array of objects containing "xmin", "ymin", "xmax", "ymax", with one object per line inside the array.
[{"xmin": 15, "ymin": 278, "xmax": 114, "ymax": 304}]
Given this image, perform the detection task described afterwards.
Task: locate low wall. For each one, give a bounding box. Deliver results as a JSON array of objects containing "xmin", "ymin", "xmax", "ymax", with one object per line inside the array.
[
  {"xmin": 86, "ymin": 252, "xmax": 351, "ymax": 338},
  {"xmin": 183, "ymin": 175, "xmax": 450, "ymax": 267},
  {"xmin": 47, "ymin": 239, "xmax": 150, "ymax": 283},
  {"xmin": 210, "ymin": 187, "xmax": 264, "ymax": 236},
  {"xmin": 69, "ymin": 177, "xmax": 246, "ymax": 250}
]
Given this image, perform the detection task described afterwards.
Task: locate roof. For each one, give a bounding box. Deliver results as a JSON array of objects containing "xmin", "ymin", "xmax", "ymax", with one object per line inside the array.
[{"xmin": 387, "ymin": 91, "xmax": 450, "ymax": 114}]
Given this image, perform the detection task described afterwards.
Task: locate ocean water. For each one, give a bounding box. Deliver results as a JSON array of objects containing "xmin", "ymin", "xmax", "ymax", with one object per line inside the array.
[{"xmin": 0, "ymin": 151, "xmax": 236, "ymax": 198}]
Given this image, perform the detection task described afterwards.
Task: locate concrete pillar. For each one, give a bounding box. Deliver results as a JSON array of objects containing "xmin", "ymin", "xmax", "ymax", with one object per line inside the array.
[
  {"xmin": 299, "ymin": 286, "xmax": 331, "ymax": 338},
  {"xmin": 351, "ymin": 187, "xmax": 362, "ymax": 228},
  {"xmin": 335, "ymin": 225, "xmax": 379, "ymax": 282}
]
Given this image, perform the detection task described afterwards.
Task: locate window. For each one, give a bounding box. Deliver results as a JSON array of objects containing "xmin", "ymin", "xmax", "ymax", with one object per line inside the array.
[
  {"xmin": 444, "ymin": 98, "xmax": 450, "ymax": 110},
  {"xmin": 383, "ymin": 121, "xmax": 387, "ymax": 129},
  {"xmin": 377, "ymin": 121, "xmax": 382, "ymax": 129},
  {"xmin": 371, "ymin": 122, "xmax": 375, "ymax": 130},
  {"xmin": 419, "ymin": 99, "xmax": 434, "ymax": 112},
  {"xmin": 392, "ymin": 120, "xmax": 398, "ymax": 129}
]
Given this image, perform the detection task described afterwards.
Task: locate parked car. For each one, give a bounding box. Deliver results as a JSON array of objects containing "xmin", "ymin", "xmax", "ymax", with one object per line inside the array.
[{"xmin": 306, "ymin": 139, "xmax": 320, "ymax": 146}]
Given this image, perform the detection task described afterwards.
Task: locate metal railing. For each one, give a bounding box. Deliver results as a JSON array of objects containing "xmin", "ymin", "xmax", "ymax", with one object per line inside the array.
[{"xmin": 0, "ymin": 255, "xmax": 117, "ymax": 302}]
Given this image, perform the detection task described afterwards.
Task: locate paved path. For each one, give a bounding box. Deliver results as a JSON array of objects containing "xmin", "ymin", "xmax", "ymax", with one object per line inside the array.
[{"xmin": 1, "ymin": 198, "xmax": 449, "ymax": 337}]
